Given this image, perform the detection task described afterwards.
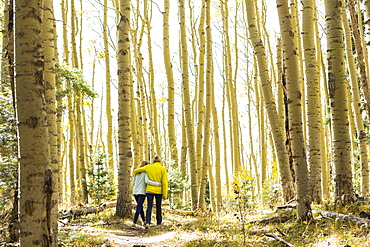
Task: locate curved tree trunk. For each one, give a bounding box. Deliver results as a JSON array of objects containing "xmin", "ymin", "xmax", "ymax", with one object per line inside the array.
[{"xmin": 245, "ymin": 0, "xmax": 295, "ymax": 202}]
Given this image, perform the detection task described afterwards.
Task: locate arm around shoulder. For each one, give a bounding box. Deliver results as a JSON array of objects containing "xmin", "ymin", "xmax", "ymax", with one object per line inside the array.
[
  {"xmin": 134, "ymin": 167, "xmax": 146, "ymax": 175},
  {"xmin": 145, "ymin": 173, "xmax": 161, "ymax": 187}
]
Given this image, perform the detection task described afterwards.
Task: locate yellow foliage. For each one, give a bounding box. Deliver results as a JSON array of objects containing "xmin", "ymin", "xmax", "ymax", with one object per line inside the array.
[
  {"xmin": 157, "ymin": 97, "xmax": 167, "ymax": 103},
  {"xmin": 97, "ymin": 53, "xmax": 105, "ymax": 59},
  {"xmin": 230, "ymin": 169, "xmax": 254, "ymax": 200}
]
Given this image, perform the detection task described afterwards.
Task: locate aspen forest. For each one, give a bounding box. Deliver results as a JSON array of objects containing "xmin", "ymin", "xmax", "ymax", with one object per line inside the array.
[{"xmin": 2, "ymin": 0, "xmax": 370, "ymax": 246}]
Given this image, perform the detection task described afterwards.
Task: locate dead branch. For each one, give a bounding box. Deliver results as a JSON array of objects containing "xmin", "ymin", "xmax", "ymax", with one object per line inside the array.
[
  {"xmin": 249, "ymin": 215, "xmax": 290, "ymax": 224},
  {"xmin": 286, "ymin": 198, "xmax": 297, "ymax": 204},
  {"xmin": 163, "ymin": 207, "xmax": 195, "ymax": 216},
  {"xmin": 359, "ymin": 211, "xmax": 370, "ymax": 219},
  {"xmin": 320, "ymin": 210, "xmax": 370, "ymax": 226},
  {"xmin": 276, "ymin": 204, "xmax": 297, "ymax": 210},
  {"xmin": 265, "ymin": 232, "xmax": 295, "ymax": 247},
  {"xmin": 355, "ymin": 194, "xmax": 370, "ymax": 202},
  {"xmin": 61, "ymin": 201, "xmax": 118, "ymax": 219},
  {"xmin": 98, "ymin": 201, "xmax": 117, "ymax": 210},
  {"xmin": 276, "ymin": 227, "xmax": 286, "ymax": 236}
]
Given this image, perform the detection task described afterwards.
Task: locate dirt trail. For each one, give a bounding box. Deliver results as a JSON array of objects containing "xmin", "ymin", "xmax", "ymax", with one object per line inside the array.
[{"xmin": 61, "ymin": 223, "xmax": 201, "ymax": 247}]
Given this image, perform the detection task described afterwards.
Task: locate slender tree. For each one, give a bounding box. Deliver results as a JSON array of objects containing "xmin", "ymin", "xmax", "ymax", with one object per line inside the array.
[
  {"xmin": 302, "ymin": 0, "xmax": 323, "ymax": 203},
  {"xmin": 179, "ymin": 0, "xmax": 198, "ymax": 210},
  {"xmin": 198, "ymin": 0, "xmax": 213, "ymax": 211},
  {"xmin": 103, "ymin": 0, "xmax": 114, "ymax": 171},
  {"xmin": 276, "ymin": 0, "xmax": 311, "ymax": 220},
  {"xmin": 365, "ymin": 0, "xmax": 370, "ymax": 45},
  {"xmin": 244, "ymin": 0, "xmax": 295, "ymax": 202},
  {"xmin": 343, "ymin": 6, "xmax": 369, "ymax": 196},
  {"xmin": 116, "ymin": 0, "xmax": 133, "ymax": 218},
  {"xmin": 324, "ymin": 0, "xmax": 355, "ymax": 205},
  {"xmin": 163, "ymin": 0, "xmax": 178, "ymax": 167}
]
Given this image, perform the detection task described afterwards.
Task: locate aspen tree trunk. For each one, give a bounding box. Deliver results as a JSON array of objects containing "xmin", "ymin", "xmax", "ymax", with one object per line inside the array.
[
  {"xmin": 59, "ymin": 0, "xmax": 68, "ymax": 204},
  {"xmin": 212, "ymin": 77, "xmax": 222, "ymax": 212},
  {"xmin": 276, "ymin": 39, "xmax": 285, "ymax": 135},
  {"xmin": 134, "ymin": 97, "xmax": 144, "ymax": 162},
  {"xmin": 71, "ymin": 0, "xmax": 79, "ymax": 68},
  {"xmin": 221, "ymin": 0, "xmax": 241, "ymax": 174},
  {"xmin": 15, "ymin": 0, "xmax": 57, "ymax": 245},
  {"xmin": 365, "ymin": 0, "xmax": 370, "ymax": 45},
  {"xmin": 79, "ymin": 0, "xmax": 83, "ymax": 70},
  {"xmin": 76, "ymin": 97, "xmax": 88, "ymax": 203},
  {"xmin": 324, "ymin": 0, "xmax": 355, "ymax": 205},
  {"xmin": 254, "ymin": 73, "xmax": 262, "ymax": 197},
  {"xmin": 276, "ymin": 0, "xmax": 311, "ymax": 219},
  {"xmin": 222, "ymin": 86, "xmax": 230, "ymax": 196},
  {"xmin": 70, "ymin": 0, "xmax": 83, "ymax": 202},
  {"xmin": 67, "ymin": 93, "xmax": 76, "ymax": 205},
  {"xmin": 208, "ymin": 156, "xmax": 216, "ymax": 212},
  {"xmin": 348, "ymin": 0, "xmax": 370, "ymax": 124},
  {"xmin": 302, "ymin": 0, "xmax": 323, "ymax": 203},
  {"xmin": 245, "ymin": 0, "xmax": 295, "ymax": 202},
  {"xmin": 163, "ymin": 0, "xmax": 178, "ymax": 167},
  {"xmin": 52, "ymin": 9, "xmax": 64, "ymax": 209},
  {"xmin": 116, "ymin": 0, "xmax": 133, "ymax": 218},
  {"xmin": 62, "ymin": 0, "xmax": 69, "ymax": 64},
  {"xmin": 3, "ymin": 0, "xmax": 18, "ymax": 241},
  {"xmin": 103, "ymin": 0, "xmax": 114, "ymax": 171},
  {"xmin": 43, "ymin": 0, "xmax": 59, "ymax": 240},
  {"xmin": 179, "ymin": 0, "xmax": 198, "ymax": 210},
  {"xmin": 74, "ymin": 101, "xmax": 81, "ymax": 188},
  {"xmin": 248, "ymin": 74, "xmax": 258, "ymax": 197},
  {"xmin": 132, "ymin": 25, "xmax": 147, "ymax": 161},
  {"xmin": 355, "ymin": 0, "xmax": 370, "ymax": 81},
  {"xmin": 195, "ymin": 0, "xmax": 206, "ymax": 185},
  {"xmin": 290, "ymin": 0, "xmax": 306, "ymax": 145},
  {"xmin": 348, "ymin": 0, "xmax": 370, "ymax": 195},
  {"xmin": 259, "ymin": 93, "xmax": 266, "ymax": 193},
  {"xmin": 144, "ymin": 0, "xmax": 160, "ymax": 156},
  {"xmin": 313, "ymin": 4, "xmax": 330, "ymax": 200},
  {"xmin": 198, "ymin": 0, "xmax": 213, "ymax": 211},
  {"xmin": 130, "ymin": 78, "xmax": 139, "ymax": 167},
  {"xmin": 343, "ymin": 10, "xmax": 369, "ymax": 196},
  {"xmin": 180, "ymin": 110, "xmax": 187, "ymax": 174}
]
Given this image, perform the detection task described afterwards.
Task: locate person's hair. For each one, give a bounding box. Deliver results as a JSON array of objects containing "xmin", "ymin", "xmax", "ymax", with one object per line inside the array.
[
  {"xmin": 152, "ymin": 155, "xmax": 162, "ymax": 163},
  {"xmin": 139, "ymin": 160, "xmax": 149, "ymax": 168}
]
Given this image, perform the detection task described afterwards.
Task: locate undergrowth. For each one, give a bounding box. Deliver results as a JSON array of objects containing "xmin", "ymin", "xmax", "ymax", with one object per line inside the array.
[
  {"xmin": 1, "ymin": 194, "xmax": 370, "ymax": 246},
  {"xmin": 52, "ymin": 202, "xmax": 370, "ymax": 246}
]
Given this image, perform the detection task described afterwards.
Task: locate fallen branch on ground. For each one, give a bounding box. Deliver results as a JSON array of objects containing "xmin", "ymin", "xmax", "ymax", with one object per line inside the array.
[
  {"xmin": 249, "ymin": 215, "xmax": 290, "ymax": 224},
  {"xmin": 359, "ymin": 211, "xmax": 370, "ymax": 219},
  {"xmin": 320, "ymin": 210, "xmax": 370, "ymax": 226},
  {"xmin": 276, "ymin": 204, "xmax": 297, "ymax": 210},
  {"xmin": 163, "ymin": 207, "xmax": 195, "ymax": 216},
  {"xmin": 265, "ymin": 232, "xmax": 295, "ymax": 247},
  {"xmin": 61, "ymin": 201, "xmax": 117, "ymax": 219}
]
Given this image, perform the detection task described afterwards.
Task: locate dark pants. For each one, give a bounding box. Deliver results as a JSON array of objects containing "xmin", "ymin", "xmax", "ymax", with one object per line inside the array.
[
  {"xmin": 133, "ymin": 194, "xmax": 146, "ymax": 224},
  {"xmin": 146, "ymin": 193, "xmax": 163, "ymax": 225}
]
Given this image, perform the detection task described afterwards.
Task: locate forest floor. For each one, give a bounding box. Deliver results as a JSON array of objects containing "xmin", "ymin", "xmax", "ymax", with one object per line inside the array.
[{"xmin": 2, "ymin": 203, "xmax": 370, "ymax": 246}]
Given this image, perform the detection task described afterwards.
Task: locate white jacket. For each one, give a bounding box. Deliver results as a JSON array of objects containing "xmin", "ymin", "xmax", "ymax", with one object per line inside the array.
[{"xmin": 133, "ymin": 172, "xmax": 160, "ymax": 195}]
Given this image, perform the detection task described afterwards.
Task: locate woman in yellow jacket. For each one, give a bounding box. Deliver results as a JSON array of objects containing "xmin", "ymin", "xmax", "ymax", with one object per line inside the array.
[{"xmin": 133, "ymin": 155, "xmax": 168, "ymax": 227}]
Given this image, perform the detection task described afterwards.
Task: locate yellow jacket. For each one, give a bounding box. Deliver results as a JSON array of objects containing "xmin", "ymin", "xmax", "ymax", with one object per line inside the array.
[{"xmin": 134, "ymin": 162, "xmax": 168, "ymax": 199}]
